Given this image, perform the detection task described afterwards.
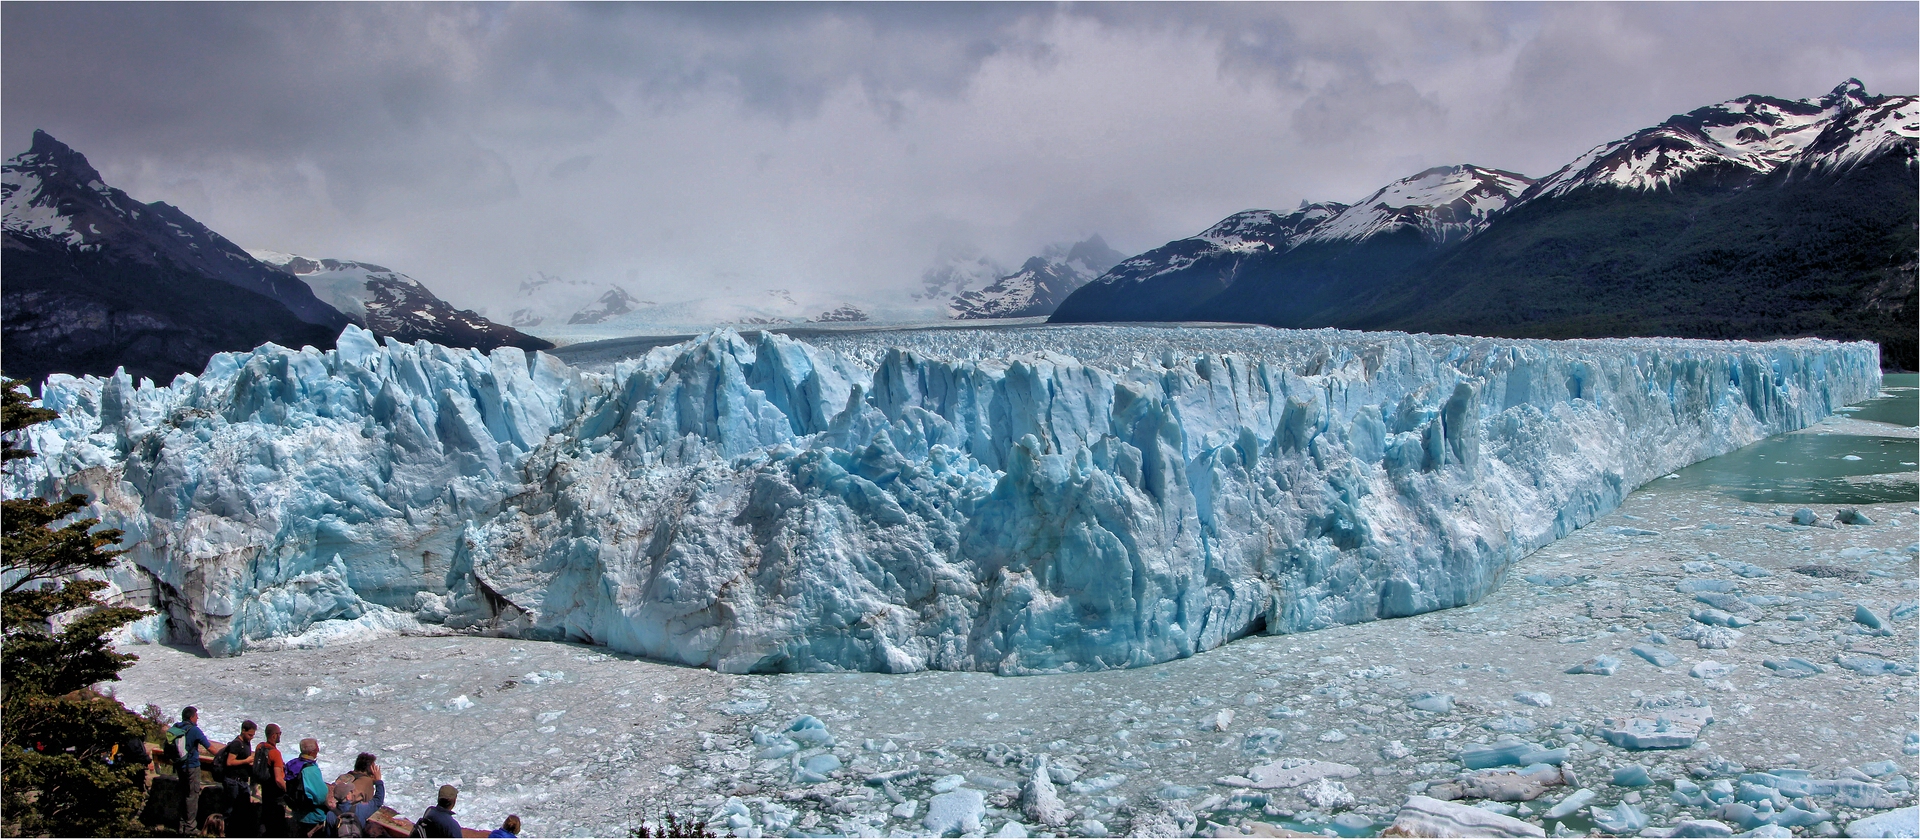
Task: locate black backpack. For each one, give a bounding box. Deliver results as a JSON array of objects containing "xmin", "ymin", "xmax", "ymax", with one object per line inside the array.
[{"xmin": 252, "ymin": 744, "xmax": 278, "ymax": 787}]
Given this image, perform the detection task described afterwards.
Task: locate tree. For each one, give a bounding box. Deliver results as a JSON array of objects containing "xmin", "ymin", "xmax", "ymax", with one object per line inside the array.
[{"xmin": 1, "ymin": 375, "xmax": 157, "ymax": 837}]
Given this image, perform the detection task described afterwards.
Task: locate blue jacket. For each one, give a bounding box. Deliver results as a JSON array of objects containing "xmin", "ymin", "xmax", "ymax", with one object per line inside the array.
[
  {"xmin": 293, "ymin": 760, "xmax": 329, "ymax": 826},
  {"xmin": 168, "ymin": 722, "xmax": 212, "ymax": 770},
  {"xmin": 419, "ymin": 805, "xmax": 462, "ymax": 838}
]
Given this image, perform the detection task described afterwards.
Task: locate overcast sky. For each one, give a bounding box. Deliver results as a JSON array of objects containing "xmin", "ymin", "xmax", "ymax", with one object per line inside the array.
[{"xmin": 5, "ymin": 2, "xmax": 1915, "ymax": 312}]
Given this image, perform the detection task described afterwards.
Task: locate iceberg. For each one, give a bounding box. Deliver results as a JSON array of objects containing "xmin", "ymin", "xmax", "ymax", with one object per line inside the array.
[{"xmin": 8, "ymin": 323, "xmax": 1878, "ymax": 671}]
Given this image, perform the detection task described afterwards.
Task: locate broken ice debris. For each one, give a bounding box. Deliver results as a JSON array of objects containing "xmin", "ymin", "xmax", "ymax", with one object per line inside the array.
[
  {"xmin": 1513, "ymin": 691, "xmax": 1553, "ymax": 708},
  {"xmin": 1598, "ymin": 703, "xmax": 1714, "ymax": 750},
  {"xmin": 1855, "ymin": 604, "xmax": 1893, "ymax": 634},
  {"xmin": 1792, "ymin": 508, "xmax": 1821, "ymax": 526},
  {"xmin": 1566, "ymin": 655, "xmax": 1621, "ymax": 675},
  {"xmin": 1612, "ymin": 765, "xmax": 1653, "ymax": 787},
  {"xmin": 1461, "ymin": 740, "xmax": 1569, "ymax": 769},
  {"xmin": 785, "ymin": 715, "xmax": 834, "ymax": 747},
  {"xmin": 1428, "ymin": 764, "xmax": 1574, "ymax": 802},
  {"xmin": 1691, "ymin": 661, "xmax": 1735, "ymax": 680},
  {"xmin": 1410, "ymin": 691, "xmax": 1456, "ymax": 713},
  {"xmin": 1301, "ymin": 777, "xmax": 1356, "ymax": 809},
  {"xmin": 1544, "ymin": 788, "xmax": 1596, "ymax": 819},
  {"xmin": 1762, "ymin": 658, "xmax": 1826, "ymax": 678},
  {"xmin": 1633, "ymin": 645, "xmax": 1682, "ymax": 667},
  {"xmin": 1385, "ymin": 794, "xmax": 1546, "ymax": 837},
  {"xmin": 1676, "ymin": 623, "xmax": 1743, "ymax": 649}
]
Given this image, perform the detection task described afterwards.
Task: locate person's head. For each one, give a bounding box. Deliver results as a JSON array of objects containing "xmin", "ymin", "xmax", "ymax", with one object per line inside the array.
[
  {"xmin": 240, "ymin": 720, "xmax": 257, "ymax": 739},
  {"xmin": 299, "ymin": 738, "xmax": 318, "ymax": 758},
  {"xmin": 204, "ymin": 812, "xmax": 226, "ymax": 837},
  {"xmin": 353, "ymin": 752, "xmax": 377, "ymax": 774},
  {"xmin": 264, "ymin": 723, "xmax": 281, "ymax": 744},
  {"xmin": 437, "ymin": 784, "xmax": 458, "ymax": 810},
  {"xmin": 501, "ymin": 815, "xmax": 521, "ymax": 835},
  {"xmin": 181, "ymin": 706, "xmax": 197, "ymax": 724}
]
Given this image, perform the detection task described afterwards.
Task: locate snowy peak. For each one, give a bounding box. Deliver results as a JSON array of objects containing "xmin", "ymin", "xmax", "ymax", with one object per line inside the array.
[
  {"xmin": 568, "ymin": 286, "xmax": 646, "ymax": 325},
  {"xmin": 949, "ymin": 235, "xmax": 1125, "ymax": 319},
  {"xmin": 1528, "ymin": 80, "xmax": 1917, "ymax": 199},
  {"xmin": 1089, "ymin": 203, "xmax": 1349, "ymax": 293},
  {"xmin": 253, "ymin": 249, "xmax": 551, "ymax": 352},
  {"xmin": 1304, "ymin": 165, "xmax": 1534, "ymax": 246},
  {"xmin": 2, "ymin": 131, "xmax": 347, "ymax": 328}
]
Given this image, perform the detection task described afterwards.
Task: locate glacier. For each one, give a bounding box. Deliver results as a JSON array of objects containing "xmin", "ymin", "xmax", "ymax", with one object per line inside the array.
[{"xmin": 6, "ymin": 323, "xmax": 1879, "ymax": 673}]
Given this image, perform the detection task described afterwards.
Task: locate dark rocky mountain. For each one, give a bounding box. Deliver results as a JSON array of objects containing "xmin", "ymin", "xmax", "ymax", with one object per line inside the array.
[
  {"xmin": 1052, "ymin": 81, "xmax": 1918, "ymax": 369},
  {"xmin": 3, "ymin": 130, "xmax": 351, "ymax": 384},
  {"xmin": 568, "ymin": 285, "xmax": 646, "ymax": 325},
  {"xmin": 253, "ymin": 252, "xmax": 552, "ymax": 353},
  {"xmin": 950, "ymin": 235, "xmax": 1125, "ymax": 319}
]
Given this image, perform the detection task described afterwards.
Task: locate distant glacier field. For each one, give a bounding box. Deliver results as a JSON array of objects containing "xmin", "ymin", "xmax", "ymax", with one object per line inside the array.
[{"xmin": 10, "ymin": 324, "xmax": 1879, "ymax": 671}]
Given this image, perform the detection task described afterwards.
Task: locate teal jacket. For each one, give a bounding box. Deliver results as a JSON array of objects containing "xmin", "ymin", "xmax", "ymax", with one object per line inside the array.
[{"xmin": 295, "ymin": 761, "xmax": 329, "ymax": 825}]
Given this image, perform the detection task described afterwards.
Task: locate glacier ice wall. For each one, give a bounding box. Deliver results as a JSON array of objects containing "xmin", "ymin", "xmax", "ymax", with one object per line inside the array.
[{"xmin": 8, "ymin": 323, "xmax": 1878, "ymax": 672}]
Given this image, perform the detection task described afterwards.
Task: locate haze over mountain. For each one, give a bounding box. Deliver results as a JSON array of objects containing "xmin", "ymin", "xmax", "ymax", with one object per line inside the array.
[
  {"xmin": 251, "ymin": 251, "xmax": 553, "ymax": 353},
  {"xmin": 1053, "ymin": 81, "xmax": 1920, "ymax": 369},
  {"xmin": 4, "ymin": 4, "xmax": 1910, "ymax": 312}
]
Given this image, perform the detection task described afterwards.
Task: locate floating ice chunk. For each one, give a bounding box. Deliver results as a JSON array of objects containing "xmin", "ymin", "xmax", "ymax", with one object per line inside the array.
[
  {"xmin": 1845, "ymin": 806, "xmax": 1920, "ymax": 837},
  {"xmin": 991, "ymin": 820, "xmax": 1028, "ymax": 838},
  {"xmin": 1526, "ymin": 574, "xmax": 1586, "ymax": 588},
  {"xmin": 931, "ymin": 774, "xmax": 967, "ymax": 793},
  {"xmin": 1609, "ymin": 526, "xmax": 1661, "ymax": 536},
  {"xmin": 1680, "ymin": 579, "xmax": 1740, "ymax": 594},
  {"xmin": 1691, "ymin": 661, "xmax": 1735, "ymax": 680},
  {"xmin": 1598, "ymin": 704, "xmax": 1714, "ymax": 750},
  {"xmin": 1566, "ymin": 655, "xmax": 1621, "ymax": 675},
  {"xmin": 923, "ymin": 789, "xmax": 985, "ymax": 836},
  {"xmin": 1545, "ymin": 788, "xmax": 1596, "ymax": 819},
  {"xmin": 444, "ymin": 694, "xmax": 473, "ymax": 711},
  {"xmin": 1613, "ymin": 765, "xmax": 1653, "ymax": 787},
  {"xmin": 1835, "ymin": 508, "xmax": 1875, "ymax": 526},
  {"xmin": 1203, "ymin": 709, "xmax": 1235, "ymax": 731},
  {"xmin": 1241, "ymin": 728, "xmax": 1287, "ymax": 757},
  {"xmin": 1462, "ymin": 741, "xmax": 1569, "ymax": 769},
  {"xmin": 1382, "ymin": 740, "xmax": 1413, "ymax": 760},
  {"xmin": 794, "ymin": 753, "xmax": 841, "ymax": 783},
  {"xmin": 1837, "ymin": 655, "xmax": 1917, "ymax": 677},
  {"xmin": 1067, "ymin": 773, "xmax": 1126, "ymax": 795},
  {"xmin": 1677, "ymin": 623, "xmax": 1743, "ymax": 649},
  {"xmin": 1855, "ymin": 604, "xmax": 1892, "ymax": 632},
  {"xmin": 1634, "ymin": 646, "xmax": 1681, "ymax": 667},
  {"xmin": 1244, "ymin": 759, "xmax": 1360, "ymax": 790},
  {"xmin": 1514, "ymin": 691, "xmax": 1554, "ymax": 708},
  {"xmin": 1791, "ymin": 509, "xmax": 1821, "ymax": 526},
  {"xmin": 1410, "ymin": 692, "xmax": 1456, "ymax": 713},
  {"xmin": 1385, "ymin": 795, "xmax": 1546, "ymax": 837},
  {"xmin": 1020, "ymin": 756, "xmax": 1069, "ymax": 827},
  {"xmin": 1835, "ymin": 781, "xmax": 1901, "ymax": 810},
  {"xmin": 1762, "ymin": 658, "xmax": 1826, "ymax": 678},
  {"xmin": 1720, "ymin": 561, "xmax": 1774, "ymax": 578},
  {"xmin": 713, "ymin": 698, "xmax": 770, "ymax": 715},
  {"xmin": 1592, "ymin": 801, "xmax": 1650, "ymax": 832},
  {"xmin": 1773, "ymin": 802, "xmax": 1834, "ymax": 828},
  {"xmin": 1431, "ymin": 764, "xmax": 1573, "ymax": 802},
  {"xmin": 786, "ymin": 715, "xmax": 834, "ymax": 747},
  {"xmin": 1863, "ymin": 762, "xmax": 1905, "ymax": 778},
  {"xmin": 1302, "ymin": 777, "xmax": 1356, "ymax": 809},
  {"xmin": 1660, "ymin": 819, "xmax": 1735, "ymax": 837}
]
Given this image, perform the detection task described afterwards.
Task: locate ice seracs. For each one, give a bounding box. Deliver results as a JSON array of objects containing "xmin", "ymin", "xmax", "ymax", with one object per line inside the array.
[{"xmin": 11, "ymin": 325, "xmax": 1878, "ymax": 669}]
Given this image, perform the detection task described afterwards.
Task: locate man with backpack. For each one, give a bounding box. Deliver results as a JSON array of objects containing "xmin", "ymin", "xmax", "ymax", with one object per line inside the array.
[
  {"xmin": 164, "ymin": 706, "xmax": 215, "ymax": 836},
  {"xmin": 283, "ymin": 738, "xmax": 334, "ymax": 837},
  {"xmin": 221, "ymin": 721, "xmax": 258, "ymax": 835},
  {"xmin": 414, "ymin": 785, "xmax": 463, "ymax": 837},
  {"xmin": 255, "ymin": 724, "xmax": 289, "ymax": 837}
]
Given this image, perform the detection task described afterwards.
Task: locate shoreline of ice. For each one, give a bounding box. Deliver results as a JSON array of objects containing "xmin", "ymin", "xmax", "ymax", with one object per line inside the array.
[{"xmin": 12, "ymin": 324, "xmax": 1880, "ymax": 671}]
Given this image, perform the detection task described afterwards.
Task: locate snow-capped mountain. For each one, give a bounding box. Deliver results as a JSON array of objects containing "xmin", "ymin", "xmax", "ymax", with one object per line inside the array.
[
  {"xmin": 916, "ymin": 248, "xmax": 1007, "ymax": 301},
  {"xmin": 496, "ymin": 272, "xmax": 641, "ymax": 330},
  {"xmin": 949, "ymin": 235, "xmax": 1125, "ymax": 319},
  {"xmin": 1302, "ymin": 165, "xmax": 1533, "ymax": 245},
  {"xmin": 1526, "ymin": 79, "xmax": 1915, "ymax": 199},
  {"xmin": 3, "ymin": 130, "xmax": 346, "ymax": 328},
  {"xmin": 2, "ymin": 131, "xmax": 349, "ymax": 383},
  {"xmin": 251, "ymin": 251, "xmax": 551, "ymax": 352},
  {"xmin": 568, "ymin": 286, "xmax": 648, "ymax": 325}
]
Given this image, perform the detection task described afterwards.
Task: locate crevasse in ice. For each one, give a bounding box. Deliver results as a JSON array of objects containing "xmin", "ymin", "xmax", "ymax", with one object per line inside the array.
[{"xmin": 8, "ymin": 324, "xmax": 1878, "ymax": 672}]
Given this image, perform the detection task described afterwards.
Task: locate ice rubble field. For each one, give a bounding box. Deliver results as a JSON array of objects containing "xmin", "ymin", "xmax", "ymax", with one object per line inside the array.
[
  {"xmin": 110, "ymin": 406, "xmax": 1920, "ymax": 838},
  {"xmin": 9, "ymin": 324, "xmax": 1881, "ymax": 675}
]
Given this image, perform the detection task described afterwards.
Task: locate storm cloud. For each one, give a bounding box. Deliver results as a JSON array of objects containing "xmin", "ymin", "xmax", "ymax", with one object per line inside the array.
[{"xmin": 5, "ymin": 2, "xmax": 1914, "ymax": 312}]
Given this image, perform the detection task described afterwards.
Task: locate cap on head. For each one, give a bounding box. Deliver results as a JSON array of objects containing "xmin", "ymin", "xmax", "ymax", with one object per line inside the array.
[{"xmin": 438, "ymin": 785, "xmax": 458, "ymax": 807}]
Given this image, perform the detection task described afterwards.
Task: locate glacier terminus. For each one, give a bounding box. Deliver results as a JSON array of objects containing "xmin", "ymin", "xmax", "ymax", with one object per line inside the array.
[{"xmin": 8, "ymin": 324, "xmax": 1879, "ymax": 673}]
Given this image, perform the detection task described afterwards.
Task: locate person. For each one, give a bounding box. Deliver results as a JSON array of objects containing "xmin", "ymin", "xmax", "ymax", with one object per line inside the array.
[
  {"xmin": 204, "ymin": 812, "xmax": 227, "ymax": 838},
  {"xmin": 487, "ymin": 814, "xmax": 521, "ymax": 838},
  {"xmin": 330, "ymin": 752, "xmax": 385, "ymax": 835},
  {"xmin": 256, "ymin": 724, "xmax": 289, "ymax": 837},
  {"xmin": 166, "ymin": 706, "xmax": 215, "ymax": 836},
  {"xmin": 284, "ymin": 738, "xmax": 334, "ymax": 837},
  {"xmin": 416, "ymin": 785, "xmax": 462, "ymax": 837},
  {"xmin": 222, "ymin": 720, "xmax": 258, "ymax": 834}
]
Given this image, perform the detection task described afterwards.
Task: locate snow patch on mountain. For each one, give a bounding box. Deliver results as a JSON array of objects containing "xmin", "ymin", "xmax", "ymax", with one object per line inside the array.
[
  {"xmin": 1303, "ymin": 165, "xmax": 1534, "ymax": 246},
  {"xmin": 1528, "ymin": 79, "xmax": 1917, "ymax": 199},
  {"xmin": 10, "ymin": 325, "xmax": 1877, "ymax": 669},
  {"xmin": 950, "ymin": 236, "xmax": 1125, "ymax": 319},
  {"xmin": 1089, "ymin": 204, "xmax": 1349, "ymax": 290}
]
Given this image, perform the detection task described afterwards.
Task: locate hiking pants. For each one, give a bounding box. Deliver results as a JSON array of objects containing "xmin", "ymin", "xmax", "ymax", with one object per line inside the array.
[
  {"xmin": 259, "ymin": 789, "xmax": 289, "ymax": 837},
  {"xmin": 178, "ymin": 772, "xmax": 201, "ymax": 835}
]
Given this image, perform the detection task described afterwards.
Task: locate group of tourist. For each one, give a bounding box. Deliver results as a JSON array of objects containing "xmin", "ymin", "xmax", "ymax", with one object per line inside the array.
[{"xmin": 156, "ymin": 705, "xmax": 522, "ymax": 838}]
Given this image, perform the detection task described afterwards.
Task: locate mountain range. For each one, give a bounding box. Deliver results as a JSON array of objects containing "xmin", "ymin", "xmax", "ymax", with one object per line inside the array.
[
  {"xmin": 2, "ymin": 131, "xmax": 542, "ymax": 384},
  {"xmin": 948, "ymin": 235, "xmax": 1125, "ymax": 319},
  {"xmin": 1052, "ymin": 80, "xmax": 1919, "ymax": 370}
]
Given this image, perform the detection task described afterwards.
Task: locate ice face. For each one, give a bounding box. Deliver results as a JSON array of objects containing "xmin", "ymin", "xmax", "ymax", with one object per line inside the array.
[{"xmin": 10, "ymin": 323, "xmax": 1879, "ymax": 670}]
